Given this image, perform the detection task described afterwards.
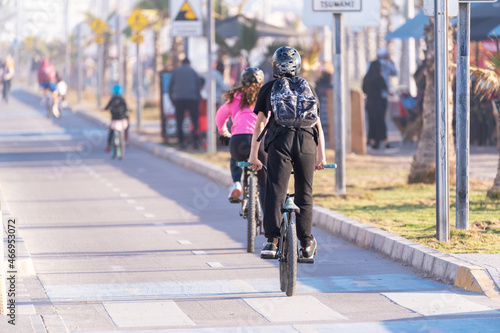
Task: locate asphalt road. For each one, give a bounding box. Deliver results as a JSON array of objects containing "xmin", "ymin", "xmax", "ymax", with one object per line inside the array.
[{"xmin": 0, "ymin": 89, "xmax": 499, "ymax": 332}]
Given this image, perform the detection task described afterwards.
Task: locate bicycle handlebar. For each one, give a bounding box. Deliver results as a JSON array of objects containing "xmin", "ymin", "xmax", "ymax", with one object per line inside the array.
[{"xmin": 238, "ymin": 162, "xmax": 337, "ymax": 169}]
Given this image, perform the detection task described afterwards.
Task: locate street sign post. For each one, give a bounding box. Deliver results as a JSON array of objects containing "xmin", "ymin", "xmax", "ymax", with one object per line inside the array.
[
  {"xmin": 127, "ymin": 10, "xmax": 149, "ymax": 133},
  {"xmin": 312, "ymin": 0, "xmax": 360, "ymax": 195}
]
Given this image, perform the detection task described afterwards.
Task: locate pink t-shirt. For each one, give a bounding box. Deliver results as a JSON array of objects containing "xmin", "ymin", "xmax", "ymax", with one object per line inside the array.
[{"xmin": 216, "ymin": 92, "xmax": 257, "ymax": 135}]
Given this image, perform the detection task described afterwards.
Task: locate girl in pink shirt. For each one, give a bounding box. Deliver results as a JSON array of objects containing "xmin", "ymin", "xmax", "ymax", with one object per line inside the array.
[{"xmin": 216, "ymin": 67, "xmax": 267, "ymax": 202}]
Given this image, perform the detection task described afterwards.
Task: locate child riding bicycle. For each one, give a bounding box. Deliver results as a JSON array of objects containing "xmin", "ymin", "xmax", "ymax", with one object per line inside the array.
[
  {"xmin": 216, "ymin": 67, "xmax": 268, "ymax": 204},
  {"xmin": 248, "ymin": 46, "xmax": 328, "ymax": 260},
  {"xmin": 104, "ymin": 85, "xmax": 129, "ymax": 153}
]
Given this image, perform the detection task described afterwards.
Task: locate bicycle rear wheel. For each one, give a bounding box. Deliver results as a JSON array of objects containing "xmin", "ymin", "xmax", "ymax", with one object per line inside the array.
[
  {"xmin": 110, "ymin": 130, "xmax": 117, "ymax": 159},
  {"xmin": 279, "ymin": 218, "xmax": 287, "ymax": 292},
  {"xmin": 116, "ymin": 131, "xmax": 125, "ymax": 160},
  {"xmin": 285, "ymin": 219, "xmax": 297, "ymax": 296},
  {"xmin": 246, "ymin": 172, "xmax": 257, "ymax": 253}
]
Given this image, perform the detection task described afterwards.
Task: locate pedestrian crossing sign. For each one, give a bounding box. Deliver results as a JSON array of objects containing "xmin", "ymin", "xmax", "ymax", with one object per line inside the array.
[
  {"xmin": 175, "ymin": 1, "xmax": 198, "ymax": 21},
  {"xmin": 170, "ymin": 0, "xmax": 202, "ymax": 37}
]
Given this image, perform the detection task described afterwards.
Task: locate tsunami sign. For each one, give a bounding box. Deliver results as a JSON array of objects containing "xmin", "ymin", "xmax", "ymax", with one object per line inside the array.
[
  {"xmin": 313, "ymin": 0, "xmax": 362, "ymax": 12},
  {"xmin": 171, "ymin": 0, "xmax": 202, "ymax": 37}
]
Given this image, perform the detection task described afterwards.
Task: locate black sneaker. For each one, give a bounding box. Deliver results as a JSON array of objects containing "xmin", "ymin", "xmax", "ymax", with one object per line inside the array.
[
  {"xmin": 301, "ymin": 237, "xmax": 317, "ymax": 259},
  {"xmin": 260, "ymin": 242, "xmax": 277, "ymax": 259}
]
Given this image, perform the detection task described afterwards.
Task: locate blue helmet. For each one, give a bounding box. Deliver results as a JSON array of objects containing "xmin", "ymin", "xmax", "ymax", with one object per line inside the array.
[{"xmin": 111, "ymin": 85, "xmax": 124, "ymax": 96}]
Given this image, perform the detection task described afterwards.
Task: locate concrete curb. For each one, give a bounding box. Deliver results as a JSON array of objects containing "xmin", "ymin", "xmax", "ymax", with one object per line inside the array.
[{"xmin": 75, "ymin": 108, "xmax": 500, "ymax": 300}]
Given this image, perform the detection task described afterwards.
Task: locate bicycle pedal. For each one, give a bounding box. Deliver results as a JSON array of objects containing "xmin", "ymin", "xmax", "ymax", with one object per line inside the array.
[
  {"xmin": 229, "ymin": 198, "xmax": 241, "ymax": 204},
  {"xmin": 298, "ymin": 258, "xmax": 315, "ymax": 264}
]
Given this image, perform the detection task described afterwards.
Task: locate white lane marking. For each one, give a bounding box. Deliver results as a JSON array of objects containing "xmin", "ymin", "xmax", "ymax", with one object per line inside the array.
[
  {"xmin": 177, "ymin": 240, "xmax": 192, "ymax": 245},
  {"xmin": 110, "ymin": 266, "xmax": 123, "ymax": 272},
  {"xmin": 126, "ymin": 199, "xmax": 136, "ymax": 204},
  {"xmin": 112, "ymin": 188, "xmax": 120, "ymax": 192},
  {"xmin": 103, "ymin": 300, "xmax": 195, "ymax": 327},
  {"xmin": 104, "ymin": 183, "xmax": 113, "ymax": 187},
  {"xmin": 243, "ymin": 295, "xmax": 347, "ymax": 323},
  {"xmin": 165, "ymin": 230, "xmax": 179, "ymax": 234},
  {"xmin": 381, "ymin": 291, "xmax": 498, "ymax": 316},
  {"xmin": 17, "ymin": 304, "xmax": 37, "ymax": 315},
  {"xmin": 143, "ymin": 213, "xmax": 155, "ymax": 218},
  {"xmin": 206, "ymin": 262, "xmax": 223, "ymax": 268},
  {"xmin": 134, "ymin": 206, "xmax": 145, "ymax": 211},
  {"xmin": 192, "ymin": 250, "xmax": 205, "ymax": 255},
  {"xmin": 120, "ymin": 193, "xmax": 129, "ymax": 198}
]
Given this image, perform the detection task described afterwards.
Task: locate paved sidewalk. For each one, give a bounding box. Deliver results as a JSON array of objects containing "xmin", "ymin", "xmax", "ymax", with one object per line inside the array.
[{"xmin": 70, "ymin": 100, "xmax": 500, "ymax": 302}]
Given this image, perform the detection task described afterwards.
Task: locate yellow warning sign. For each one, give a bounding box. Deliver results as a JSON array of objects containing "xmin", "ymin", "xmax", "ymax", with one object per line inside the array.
[
  {"xmin": 91, "ymin": 18, "xmax": 107, "ymax": 34},
  {"xmin": 131, "ymin": 34, "xmax": 144, "ymax": 44},
  {"xmin": 175, "ymin": 0, "xmax": 198, "ymax": 21},
  {"xmin": 127, "ymin": 9, "xmax": 149, "ymax": 32},
  {"xmin": 94, "ymin": 34, "xmax": 105, "ymax": 44}
]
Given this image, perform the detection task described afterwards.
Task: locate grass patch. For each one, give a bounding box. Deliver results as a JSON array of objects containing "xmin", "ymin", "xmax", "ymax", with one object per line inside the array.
[{"xmin": 193, "ymin": 149, "xmax": 500, "ymax": 254}]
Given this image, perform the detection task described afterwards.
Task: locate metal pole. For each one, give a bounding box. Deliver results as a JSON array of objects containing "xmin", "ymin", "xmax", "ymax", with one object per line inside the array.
[
  {"xmin": 136, "ymin": 42, "xmax": 142, "ymax": 132},
  {"xmin": 97, "ymin": 44, "xmax": 103, "ymax": 108},
  {"xmin": 333, "ymin": 13, "xmax": 346, "ymax": 195},
  {"xmin": 77, "ymin": 23, "xmax": 83, "ymax": 103},
  {"xmin": 207, "ymin": 0, "xmax": 216, "ymax": 153},
  {"xmin": 405, "ymin": 0, "xmax": 417, "ymax": 96},
  {"xmin": 117, "ymin": 10, "xmax": 123, "ymax": 87},
  {"xmin": 435, "ymin": 0, "xmax": 450, "ymax": 242},
  {"xmin": 14, "ymin": 0, "xmax": 20, "ymax": 76},
  {"xmin": 456, "ymin": 3, "xmax": 470, "ymax": 230},
  {"xmin": 64, "ymin": 0, "xmax": 70, "ymax": 82}
]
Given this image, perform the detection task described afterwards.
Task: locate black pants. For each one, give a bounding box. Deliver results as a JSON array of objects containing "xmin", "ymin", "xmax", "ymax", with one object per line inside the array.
[
  {"xmin": 2, "ymin": 79, "xmax": 11, "ymax": 102},
  {"xmin": 366, "ymin": 98, "xmax": 388, "ymax": 146},
  {"xmin": 264, "ymin": 129, "xmax": 316, "ymax": 247},
  {"xmin": 229, "ymin": 134, "xmax": 267, "ymax": 188},
  {"xmin": 173, "ymin": 99, "xmax": 200, "ymax": 145}
]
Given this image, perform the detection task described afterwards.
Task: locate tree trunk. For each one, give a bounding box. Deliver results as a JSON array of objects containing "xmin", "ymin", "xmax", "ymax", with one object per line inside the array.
[
  {"xmin": 409, "ymin": 18, "xmax": 456, "ymax": 184},
  {"xmin": 487, "ymin": 104, "xmax": 500, "ymax": 199}
]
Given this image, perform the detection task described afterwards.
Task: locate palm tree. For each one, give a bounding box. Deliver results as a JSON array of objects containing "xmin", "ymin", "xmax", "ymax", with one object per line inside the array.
[
  {"xmin": 135, "ymin": 0, "xmax": 170, "ymax": 104},
  {"xmin": 473, "ymin": 51, "xmax": 500, "ymax": 198},
  {"xmin": 408, "ymin": 18, "xmax": 456, "ymax": 184}
]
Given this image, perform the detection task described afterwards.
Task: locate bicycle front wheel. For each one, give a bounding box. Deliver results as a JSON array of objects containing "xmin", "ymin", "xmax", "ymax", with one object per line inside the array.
[
  {"xmin": 246, "ymin": 172, "xmax": 258, "ymax": 253},
  {"xmin": 285, "ymin": 220, "xmax": 297, "ymax": 296},
  {"xmin": 110, "ymin": 131, "xmax": 117, "ymax": 159}
]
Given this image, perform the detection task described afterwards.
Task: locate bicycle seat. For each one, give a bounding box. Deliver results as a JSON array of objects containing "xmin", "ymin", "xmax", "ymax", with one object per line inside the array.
[{"xmin": 281, "ymin": 197, "xmax": 300, "ymax": 213}]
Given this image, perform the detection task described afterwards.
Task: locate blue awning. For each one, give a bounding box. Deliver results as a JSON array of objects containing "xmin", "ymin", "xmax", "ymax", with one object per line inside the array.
[
  {"xmin": 489, "ymin": 24, "xmax": 500, "ymax": 38},
  {"xmin": 386, "ymin": 11, "xmax": 429, "ymax": 40}
]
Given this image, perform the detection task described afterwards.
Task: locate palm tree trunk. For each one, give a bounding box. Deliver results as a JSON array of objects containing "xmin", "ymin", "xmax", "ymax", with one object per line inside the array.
[
  {"xmin": 488, "ymin": 104, "xmax": 500, "ymax": 198},
  {"xmin": 409, "ymin": 18, "xmax": 456, "ymax": 184}
]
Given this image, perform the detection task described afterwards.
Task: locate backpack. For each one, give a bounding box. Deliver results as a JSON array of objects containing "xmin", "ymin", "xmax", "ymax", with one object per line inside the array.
[
  {"xmin": 40, "ymin": 65, "xmax": 56, "ymax": 82},
  {"xmin": 271, "ymin": 77, "xmax": 318, "ymax": 128}
]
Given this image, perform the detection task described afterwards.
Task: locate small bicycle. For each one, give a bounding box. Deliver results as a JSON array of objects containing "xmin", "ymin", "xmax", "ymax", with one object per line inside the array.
[
  {"xmin": 277, "ymin": 163, "xmax": 337, "ymax": 296},
  {"xmin": 45, "ymin": 93, "xmax": 61, "ymax": 119},
  {"xmin": 109, "ymin": 119, "xmax": 128, "ymax": 160},
  {"xmin": 237, "ymin": 162, "xmax": 265, "ymax": 253}
]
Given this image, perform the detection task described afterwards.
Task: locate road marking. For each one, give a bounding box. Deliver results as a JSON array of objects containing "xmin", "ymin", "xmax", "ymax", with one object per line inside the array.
[
  {"xmin": 382, "ymin": 291, "xmax": 498, "ymax": 316},
  {"xmin": 103, "ymin": 300, "xmax": 195, "ymax": 327},
  {"xmin": 177, "ymin": 240, "xmax": 192, "ymax": 245},
  {"xmin": 110, "ymin": 266, "xmax": 123, "ymax": 272},
  {"xmin": 165, "ymin": 230, "xmax": 179, "ymax": 235},
  {"xmin": 244, "ymin": 295, "xmax": 347, "ymax": 323},
  {"xmin": 104, "ymin": 183, "xmax": 113, "ymax": 187},
  {"xmin": 44, "ymin": 274, "xmax": 444, "ymax": 301},
  {"xmin": 144, "ymin": 213, "xmax": 155, "ymax": 218},
  {"xmin": 192, "ymin": 250, "xmax": 205, "ymax": 255},
  {"xmin": 112, "ymin": 188, "xmax": 120, "ymax": 192},
  {"xmin": 125, "ymin": 199, "xmax": 136, "ymax": 204},
  {"xmin": 206, "ymin": 262, "xmax": 223, "ymax": 268},
  {"xmin": 120, "ymin": 193, "xmax": 129, "ymax": 198},
  {"xmin": 135, "ymin": 206, "xmax": 145, "ymax": 211}
]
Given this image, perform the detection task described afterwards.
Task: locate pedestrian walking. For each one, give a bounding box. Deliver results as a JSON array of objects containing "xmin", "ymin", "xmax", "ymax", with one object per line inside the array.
[
  {"xmin": 216, "ymin": 67, "xmax": 267, "ymax": 203},
  {"xmin": 363, "ymin": 60, "xmax": 390, "ymax": 150},
  {"xmin": 168, "ymin": 58, "xmax": 202, "ymax": 149},
  {"xmin": 1, "ymin": 55, "xmax": 15, "ymax": 103},
  {"xmin": 248, "ymin": 46, "xmax": 328, "ymax": 260}
]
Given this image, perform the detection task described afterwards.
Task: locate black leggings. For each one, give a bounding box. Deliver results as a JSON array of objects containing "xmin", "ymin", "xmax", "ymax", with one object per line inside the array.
[{"xmin": 229, "ymin": 134, "xmax": 267, "ymax": 189}]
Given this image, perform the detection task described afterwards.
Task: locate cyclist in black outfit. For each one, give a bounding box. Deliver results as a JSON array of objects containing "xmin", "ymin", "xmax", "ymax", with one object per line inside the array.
[
  {"xmin": 248, "ymin": 46, "xmax": 327, "ymax": 260},
  {"xmin": 104, "ymin": 85, "xmax": 129, "ymax": 152}
]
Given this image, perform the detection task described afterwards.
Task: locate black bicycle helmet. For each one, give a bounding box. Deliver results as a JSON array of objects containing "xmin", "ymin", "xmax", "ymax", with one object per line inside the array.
[
  {"xmin": 272, "ymin": 46, "xmax": 301, "ymax": 78},
  {"xmin": 240, "ymin": 67, "xmax": 264, "ymax": 86}
]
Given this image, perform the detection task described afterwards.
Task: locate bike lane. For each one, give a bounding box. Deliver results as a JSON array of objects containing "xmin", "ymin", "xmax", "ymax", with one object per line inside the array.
[{"xmin": 0, "ymin": 89, "xmax": 499, "ymax": 332}]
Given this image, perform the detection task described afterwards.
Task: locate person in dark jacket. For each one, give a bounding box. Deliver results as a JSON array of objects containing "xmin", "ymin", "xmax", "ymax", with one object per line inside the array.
[
  {"xmin": 104, "ymin": 85, "xmax": 129, "ymax": 152},
  {"xmin": 168, "ymin": 58, "xmax": 202, "ymax": 149},
  {"xmin": 362, "ymin": 60, "xmax": 389, "ymax": 149}
]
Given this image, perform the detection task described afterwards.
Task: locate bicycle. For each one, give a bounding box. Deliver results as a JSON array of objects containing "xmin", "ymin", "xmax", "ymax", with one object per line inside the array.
[
  {"xmin": 276, "ymin": 163, "xmax": 337, "ymax": 296},
  {"xmin": 45, "ymin": 92, "xmax": 61, "ymax": 119},
  {"xmin": 237, "ymin": 162, "xmax": 265, "ymax": 253},
  {"xmin": 109, "ymin": 119, "xmax": 128, "ymax": 160}
]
